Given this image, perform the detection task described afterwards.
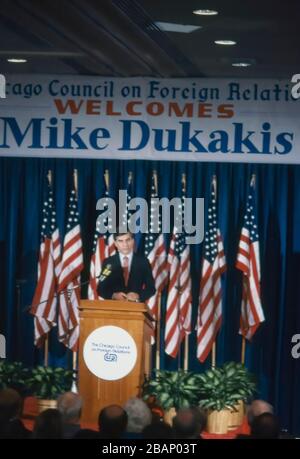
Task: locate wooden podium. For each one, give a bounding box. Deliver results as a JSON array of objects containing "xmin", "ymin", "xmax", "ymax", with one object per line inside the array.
[{"xmin": 78, "ymin": 299, "xmax": 153, "ymax": 424}]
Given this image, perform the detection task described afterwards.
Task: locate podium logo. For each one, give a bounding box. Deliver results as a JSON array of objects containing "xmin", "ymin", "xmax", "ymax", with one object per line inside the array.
[
  {"xmin": 0, "ymin": 74, "xmax": 6, "ymax": 98},
  {"xmin": 104, "ymin": 352, "xmax": 117, "ymax": 362},
  {"xmin": 0, "ymin": 334, "xmax": 6, "ymax": 358},
  {"xmin": 83, "ymin": 326, "xmax": 137, "ymax": 381}
]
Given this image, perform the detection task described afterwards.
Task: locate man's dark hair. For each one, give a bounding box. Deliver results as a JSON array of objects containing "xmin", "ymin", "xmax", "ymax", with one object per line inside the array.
[
  {"xmin": 250, "ymin": 413, "xmax": 280, "ymax": 439},
  {"xmin": 98, "ymin": 405, "xmax": 128, "ymax": 438},
  {"xmin": 113, "ymin": 229, "xmax": 134, "ymax": 241},
  {"xmin": 33, "ymin": 409, "xmax": 63, "ymax": 439}
]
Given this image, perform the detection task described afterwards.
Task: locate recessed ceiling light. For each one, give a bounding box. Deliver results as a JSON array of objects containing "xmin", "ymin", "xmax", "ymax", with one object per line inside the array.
[
  {"xmin": 193, "ymin": 9, "xmax": 218, "ymax": 16},
  {"xmin": 214, "ymin": 40, "xmax": 236, "ymax": 46},
  {"xmin": 232, "ymin": 62, "xmax": 251, "ymax": 67},
  {"xmin": 7, "ymin": 58, "xmax": 27, "ymax": 63},
  {"xmin": 155, "ymin": 21, "xmax": 201, "ymax": 33}
]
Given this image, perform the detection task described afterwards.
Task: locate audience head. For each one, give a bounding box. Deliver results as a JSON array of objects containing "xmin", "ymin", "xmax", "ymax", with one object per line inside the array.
[
  {"xmin": 33, "ymin": 408, "xmax": 63, "ymax": 439},
  {"xmin": 191, "ymin": 406, "xmax": 207, "ymax": 434},
  {"xmin": 123, "ymin": 397, "xmax": 152, "ymax": 433},
  {"xmin": 247, "ymin": 399, "xmax": 274, "ymax": 426},
  {"xmin": 172, "ymin": 408, "xmax": 201, "ymax": 439},
  {"xmin": 98, "ymin": 404, "xmax": 128, "ymax": 438},
  {"xmin": 251, "ymin": 413, "xmax": 280, "ymax": 439},
  {"xmin": 142, "ymin": 420, "xmax": 175, "ymax": 439},
  {"xmin": 57, "ymin": 392, "xmax": 83, "ymax": 424},
  {"xmin": 0, "ymin": 388, "xmax": 22, "ymax": 423}
]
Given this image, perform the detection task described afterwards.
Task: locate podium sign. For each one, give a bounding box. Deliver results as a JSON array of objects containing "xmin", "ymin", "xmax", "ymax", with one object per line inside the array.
[{"xmin": 78, "ymin": 300, "xmax": 153, "ymax": 424}]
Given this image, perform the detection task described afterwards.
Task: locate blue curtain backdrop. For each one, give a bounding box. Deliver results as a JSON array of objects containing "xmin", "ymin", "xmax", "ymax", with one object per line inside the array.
[{"xmin": 0, "ymin": 157, "xmax": 299, "ymax": 435}]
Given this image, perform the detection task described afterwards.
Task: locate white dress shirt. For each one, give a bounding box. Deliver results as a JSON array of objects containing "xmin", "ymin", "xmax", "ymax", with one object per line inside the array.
[{"xmin": 119, "ymin": 252, "xmax": 133, "ymax": 272}]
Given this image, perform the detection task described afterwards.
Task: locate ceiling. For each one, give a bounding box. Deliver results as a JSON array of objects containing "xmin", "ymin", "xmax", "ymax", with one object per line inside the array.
[{"xmin": 0, "ymin": 0, "xmax": 299, "ymax": 78}]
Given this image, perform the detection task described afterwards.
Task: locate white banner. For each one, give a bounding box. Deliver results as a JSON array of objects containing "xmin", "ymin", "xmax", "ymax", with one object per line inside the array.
[{"xmin": 0, "ymin": 75, "xmax": 299, "ymax": 163}]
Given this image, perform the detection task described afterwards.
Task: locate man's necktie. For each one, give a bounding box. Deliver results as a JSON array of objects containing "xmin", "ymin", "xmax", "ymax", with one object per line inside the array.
[{"xmin": 122, "ymin": 256, "xmax": 129, "ymax": 286}]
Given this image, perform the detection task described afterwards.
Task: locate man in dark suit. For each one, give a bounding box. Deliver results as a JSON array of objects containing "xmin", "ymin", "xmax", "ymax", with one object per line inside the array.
[{"xmin": 97, "ymin": 231, "xmax": 156, "ymax": 302}]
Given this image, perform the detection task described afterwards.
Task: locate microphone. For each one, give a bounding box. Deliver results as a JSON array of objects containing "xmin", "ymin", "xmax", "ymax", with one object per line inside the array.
[{"xmin": 98, "ymin": 264, "xmax": 112, "ymax": 282}]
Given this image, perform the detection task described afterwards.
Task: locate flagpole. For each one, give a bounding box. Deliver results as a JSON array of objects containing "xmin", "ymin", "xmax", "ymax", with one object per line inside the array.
[
  {"xmin": 211, "ymin": 343, "xmax": 216, "ymax": 369},
  {"xmin": 240, "ymin": 174, "xmax": 255, "ymax": 366},
  {"xmin": 241, "ymin": 337, "xmax": 246, "ymax": 365},
  {"xmin": 72, "ymin": 169, "xmax": 78, "ymax": 387},
  {"xmin": 184, "ymin": 336, "xmax": 189, "ymax": 371},
  {"xmin": 43, "ymin": 169, "xmax": 53, "ymax": 367},
  {"xmin": 153, "ymin": 171, "xmax": 162, "ymax": 370},
  {"xmin": 181, "ymin": 172, "xmax": 190, "ymax": 371},
  {"xmin": 155, "ymin": 293, "xmax": 161, "ymax": 370},
  {"xmin": 211, "ymin": 175, "xmax": 218, "ymax": 369}
]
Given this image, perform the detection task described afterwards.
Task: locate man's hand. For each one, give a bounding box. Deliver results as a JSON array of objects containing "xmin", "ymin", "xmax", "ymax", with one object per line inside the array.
[
  {"xmin": 126, "ymin": 292, "xmax": 140, "ymax": 302},
  {"xmin": 112, "ymin": 292, "xmax": 127, "ymax": 300}
]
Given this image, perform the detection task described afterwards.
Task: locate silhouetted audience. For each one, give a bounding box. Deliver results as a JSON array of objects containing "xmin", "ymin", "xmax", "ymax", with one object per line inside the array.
[
  {"xmin": 98, "ymin": 404, "xmax": 128, "ymax": 438},
  {"xmin": 173, "ymin": 407, "xmax": 205, "ymax": 439},
  {"xmin": 0, "ymin": 388, "xmax": 31, "ymax": 439},
  {"xmin": 142, "ymin": 420, "xmax": 175, "ymax": 439},
  {"xmin": 57, "ymin": 392, "xmax": 83, "ymax": 439},
  {"xmin": 247, "ymin": 399, "xmax": 274, "ymax": 427},
  {"xmin": 250, "ymin": 413, "xmax": 280, "ymax": 439},
  {"xmin": 33, "ymin": 408, "xmax": 63, "ymax": 439}
]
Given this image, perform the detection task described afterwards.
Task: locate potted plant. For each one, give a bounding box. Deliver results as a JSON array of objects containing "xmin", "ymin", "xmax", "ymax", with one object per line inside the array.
[
  {"xmin": 197, "ymin": 362, "xmax": 256, "ymax": 434},
  {"xmin": 142, "ymin": 370, "xmax": 202, "ymax": 425},
  {"xmin": 27, "ymin": 366, "xmax": 75, "ymax": 413},
  {"xmin": 0, "ymin": 360, "xmax": 30, "ymax": 397},
  {"xmin": 222, "ymin": 362, "xmax": 256, "ymax": 430}
]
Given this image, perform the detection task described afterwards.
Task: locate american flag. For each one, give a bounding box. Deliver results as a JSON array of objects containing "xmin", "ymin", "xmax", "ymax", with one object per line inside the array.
[
  {"xmin": 236, "ymin": 181, "xmax": 265, "ymax": 340},
  {"xmin": 196, "ymin": 182, "xmax": 226, "ymax": 363},
  {"xmin": 58, "ymin": 186, "xmax": 84, "ymax": 351},
  {"xmin": 30, "ymin": 178, "xmax": 61, "ymax": 346},
  {"xmin": 165, "ymin": 191, "xmax": 192, "ymax": 358},
  {"xmin": 144, "ymin": 173, "xmax": 168, "ymax": 342},
  {"xmin": 88, "ymin": 177, "xmax": 115, "ymax": 300}
]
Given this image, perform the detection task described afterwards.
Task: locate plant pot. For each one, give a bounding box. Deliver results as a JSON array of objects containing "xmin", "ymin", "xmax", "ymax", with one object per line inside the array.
[
  {"xmin": 37, "ymin": 398, "xmax": 57, "ymax": 413},
  {"xmin": 163, "ymin": 407, "xmax": 177, "ymax": 426},
  {"xmin": 227, "ymin": 400, "xmax": 244, "ymax": 431},
  {"xmin": 207, "ymin": 409, "xmax": 230, "ymax": 434}
]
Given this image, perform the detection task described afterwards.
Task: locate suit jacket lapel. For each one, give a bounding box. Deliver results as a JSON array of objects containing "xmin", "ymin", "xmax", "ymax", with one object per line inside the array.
[{"xmin": 113, "ymin": 253, "xmax": 125, "ymax": 289}]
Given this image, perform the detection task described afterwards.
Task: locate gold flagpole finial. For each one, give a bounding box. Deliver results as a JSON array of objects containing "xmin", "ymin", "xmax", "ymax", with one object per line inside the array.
[
  {"xmin": 104, "ymin": 169, "xmax": 110, "ymax": 190},
  {"xmin": 182, "ymin": 172, "xmax": 186, "ymax": 193},
  {"xmin": 153, "ymin": 170, "xmax": 158, "ymax": 194},
  {"xmin": 212, "ymin": 175, "xmax": 217, "ymax": 196},
  {"xmin": 47, "ymin": 170, "xmax": 52, "ymax": 186},
  {"xmin": 73, "ymin": 169, "xmax": 78, "ymax": 195}
]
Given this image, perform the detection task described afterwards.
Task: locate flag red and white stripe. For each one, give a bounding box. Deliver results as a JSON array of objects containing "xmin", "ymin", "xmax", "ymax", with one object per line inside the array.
[
  {"xmin": 144, "ymin": 175, "xmax": 168, "ymax": 343},
  {"xmin": 236, "ymin": 185, "xmax": 265, "ymax": 340},
  {"xmin": 58, "ymin": 188, "xmax": 84, "ymax": 351},
  {"xmin": 196, "ymin": 228, "xmax": 226, "ymax": 363},
  {"xmin": 30, "ymin": 182, "xmax": 61, "ymax": 346},
  {"xmin": 165, "ymin": 225, "xmax": 192, "ymax": 358}
]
